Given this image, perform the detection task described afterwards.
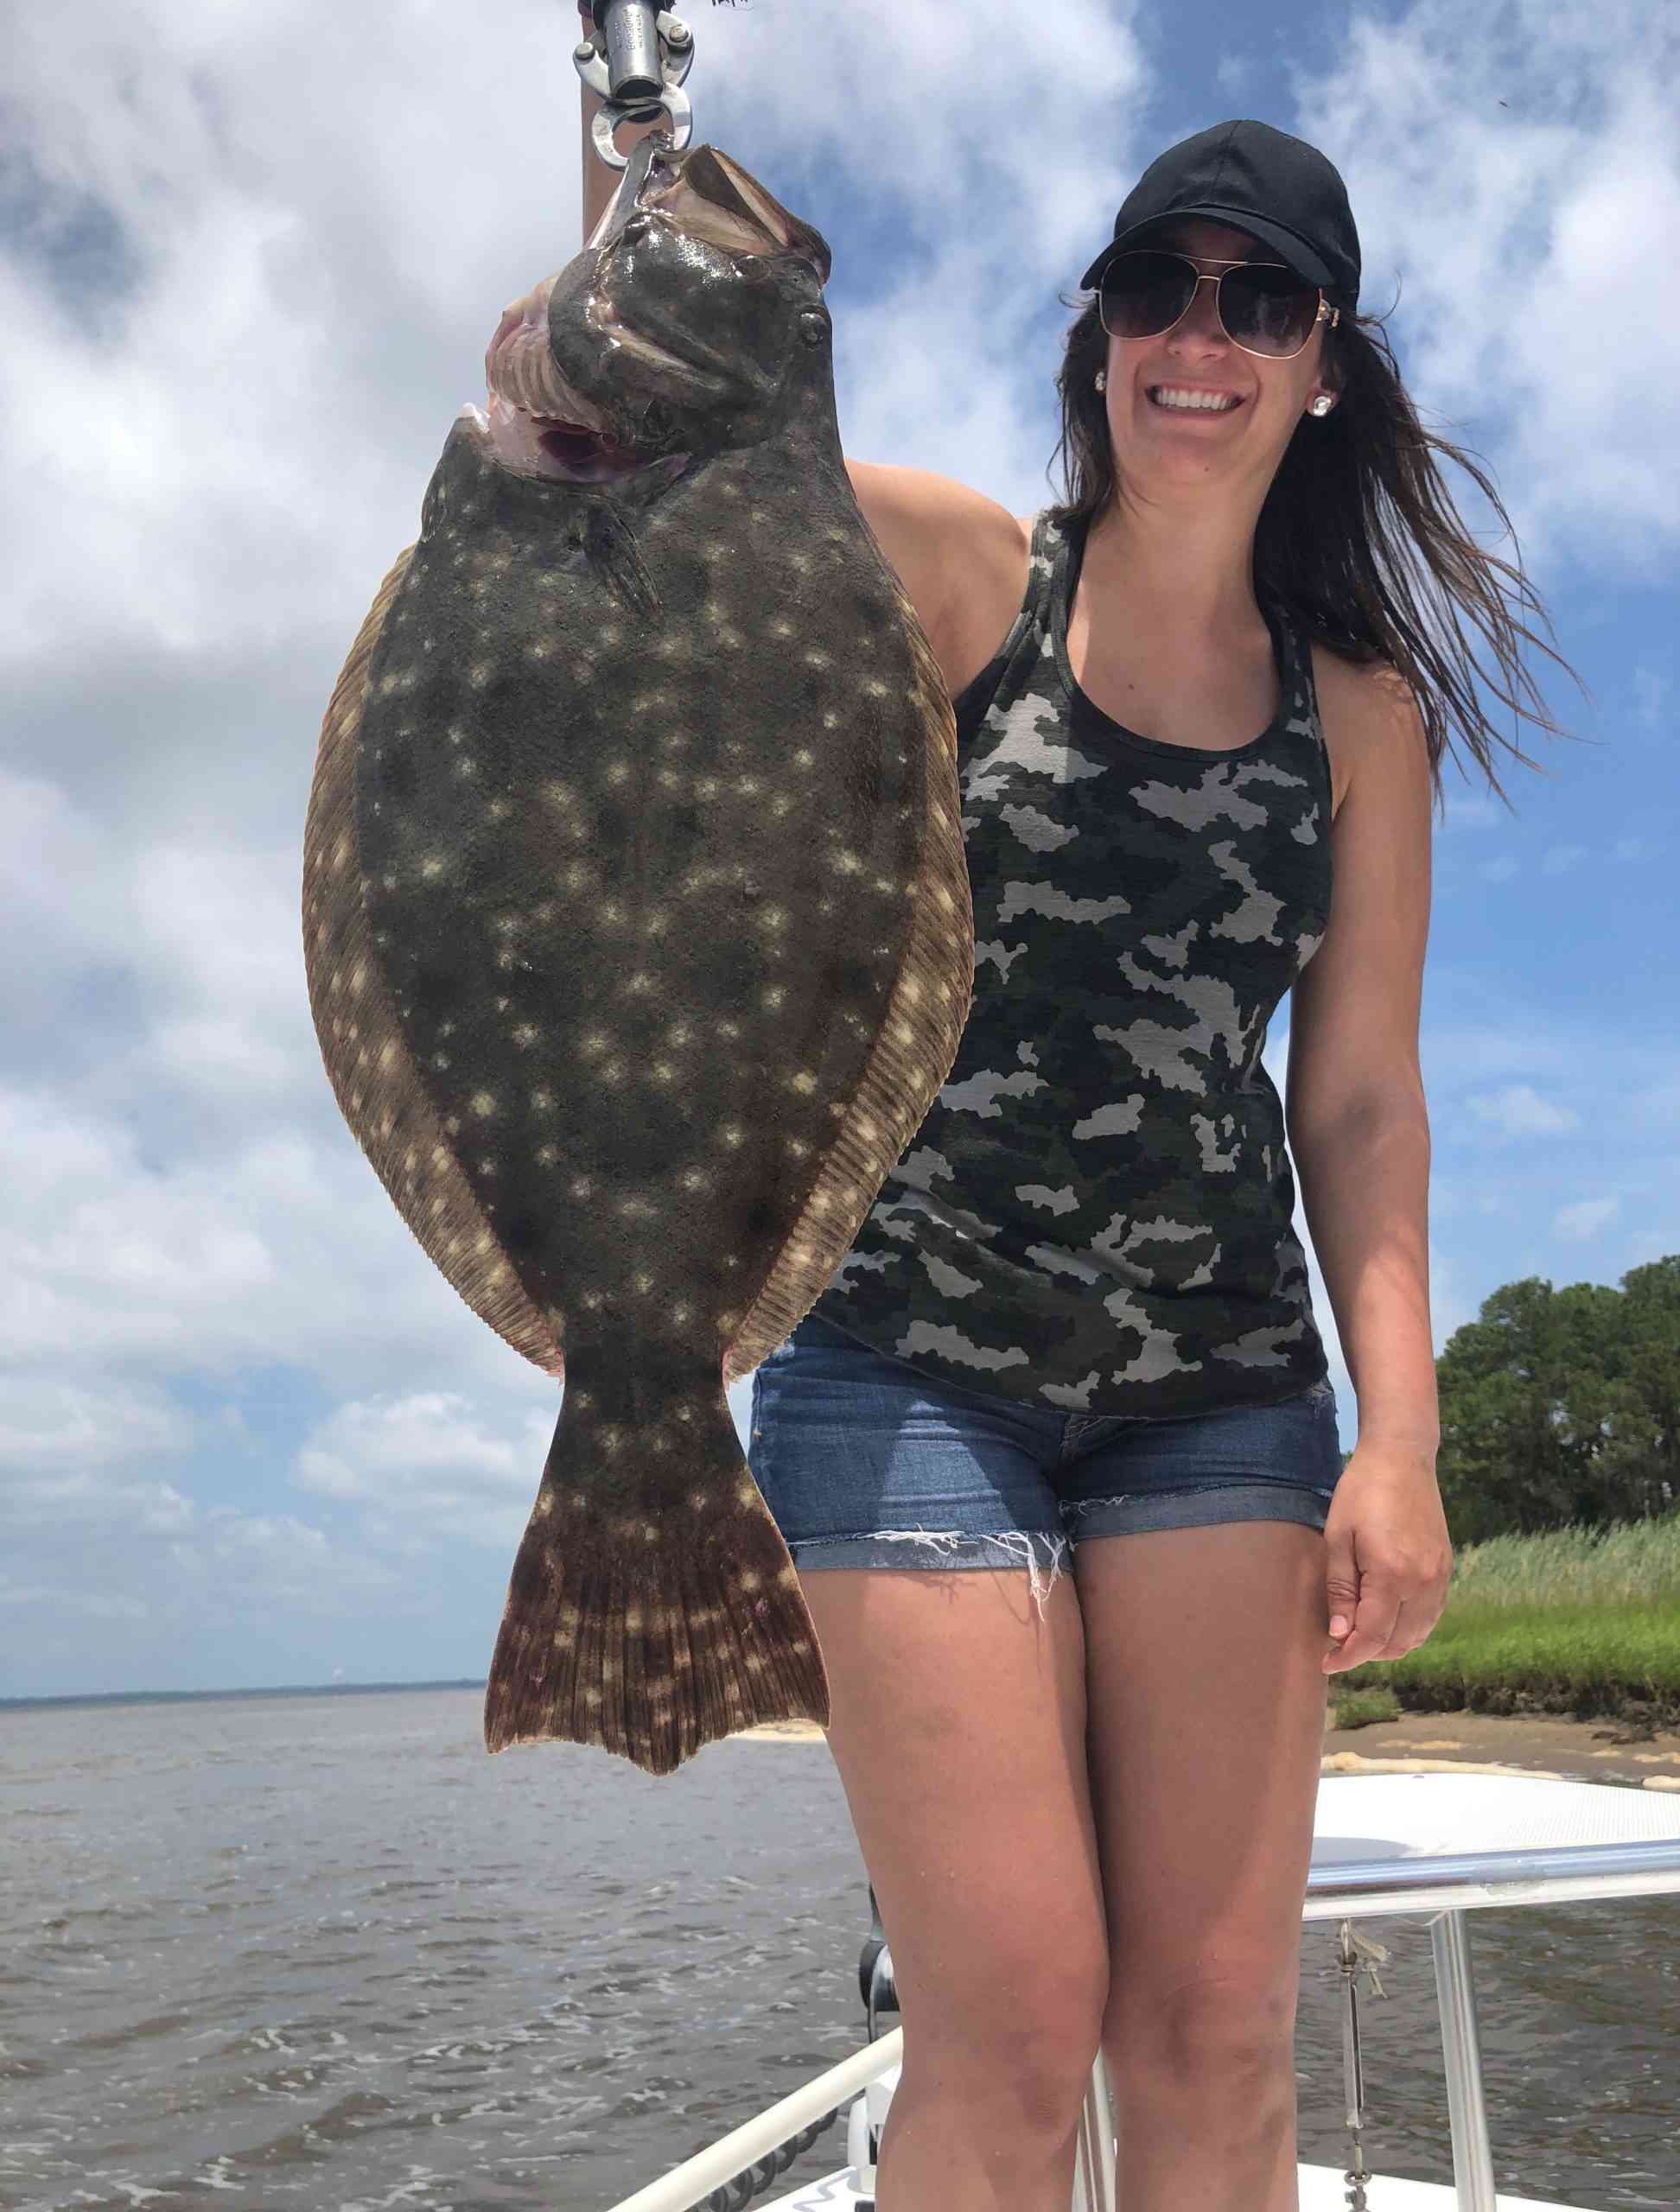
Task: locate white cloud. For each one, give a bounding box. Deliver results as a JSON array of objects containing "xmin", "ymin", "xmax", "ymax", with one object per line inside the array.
[
  {"xmin": 0, "ymin": 1373, "xmax": 190, "ymax": 1479},
  {"xmin": 1539, "ymin": 845, "xmax": 1588, "ymax": 875},
  {"xmin": 1465, "ymin": 1084, "xmax": 1580, "ymax": 1139},
  {"xmin": 1476, "ymin": 855, "xmax": 1520, "ymax": 884},
  {"xmin": 1294, "ymin": 0, "xmax": 1680, "ymax": 576},
  {"xmin": 1554, "ymin": 1196, "xmax": 1619, "ymax": 1240},
  {"xmin": 1631, "ymin": 667, "xmax": 1669, "ymax": 730},
  {"xmin": 296, "ymin": 1390, "xmax": 553, "ymax": 1554},
  {"xmin": 1439, "ymin": 795, "xmax": 1507, "ymax": 831}
]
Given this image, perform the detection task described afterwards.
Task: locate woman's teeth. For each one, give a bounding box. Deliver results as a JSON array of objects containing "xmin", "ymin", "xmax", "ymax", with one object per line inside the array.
[{"xmin": 1149, "ymin": 386, "xmax": 1241, "ymax": 412}]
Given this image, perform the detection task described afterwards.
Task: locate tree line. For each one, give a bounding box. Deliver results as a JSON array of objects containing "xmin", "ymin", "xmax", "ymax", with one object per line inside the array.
[{"xmin": 1357, "ymin": 1256, "xmax": 1679, "ymax": 1546}]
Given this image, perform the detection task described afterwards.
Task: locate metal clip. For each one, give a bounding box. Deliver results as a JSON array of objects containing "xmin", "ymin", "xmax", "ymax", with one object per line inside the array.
[{"xmin": 574, "ymin": 7, "xmax": 696, "ymax": 167}]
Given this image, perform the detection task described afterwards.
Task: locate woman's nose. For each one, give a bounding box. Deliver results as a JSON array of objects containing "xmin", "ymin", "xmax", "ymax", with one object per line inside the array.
[{"xmin": 1174, "ymin": 277, "xmax": 1228, "ymax": 345}]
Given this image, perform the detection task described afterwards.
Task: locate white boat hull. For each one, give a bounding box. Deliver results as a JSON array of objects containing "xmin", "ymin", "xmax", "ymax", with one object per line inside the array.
[{"xmin": 759, "ymin": 2151, "xmax": 1583, "ymax": 2211}]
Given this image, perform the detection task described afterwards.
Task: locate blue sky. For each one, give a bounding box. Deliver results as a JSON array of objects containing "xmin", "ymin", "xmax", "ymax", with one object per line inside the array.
[{"xmin": 3, "ymin": 0, "xmax": 1675, "ymax": 1700}]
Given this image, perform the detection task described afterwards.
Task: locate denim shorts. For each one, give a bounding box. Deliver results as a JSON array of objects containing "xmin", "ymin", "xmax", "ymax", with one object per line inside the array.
[{"xmin": 747, "ymin": 1313, "xmax": 1344, "ymax": 1616}]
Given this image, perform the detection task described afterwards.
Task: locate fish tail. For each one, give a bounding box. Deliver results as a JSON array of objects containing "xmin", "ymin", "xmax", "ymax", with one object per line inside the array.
[{"xmin": 483, "ymin": 1381, "xmax": 829, "ymax": 1775}]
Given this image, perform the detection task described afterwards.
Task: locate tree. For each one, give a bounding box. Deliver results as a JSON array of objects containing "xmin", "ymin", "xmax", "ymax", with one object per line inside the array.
[{"xmin": 1433, "ymin": 1259, "xmax": 1678, "ymax": 1543}]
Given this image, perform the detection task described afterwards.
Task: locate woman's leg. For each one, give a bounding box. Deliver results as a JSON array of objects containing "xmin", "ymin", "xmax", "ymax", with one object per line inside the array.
[
  {"xmin": 1076, "ymin": 1516, "xmax": 1331, "ymax": 2212},
  {"xmin": 801, "ymin": 1563, "xmax": 1109, "ymax": 2212}
]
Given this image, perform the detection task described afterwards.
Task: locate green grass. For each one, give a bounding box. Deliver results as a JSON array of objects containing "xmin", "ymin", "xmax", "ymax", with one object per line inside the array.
[{"xmin": 1330, "ymin": 1511, "xmax": 1680, "ymax": 1732}]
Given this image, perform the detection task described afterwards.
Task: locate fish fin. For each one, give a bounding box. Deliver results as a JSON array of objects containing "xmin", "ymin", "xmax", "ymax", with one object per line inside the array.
[
  {"xmin": 582, "ymin": 499, "xmax": 661, "ymax": 618},
  {"xmin": 483, "ymin": 1385, "xmax": 828, "ymax": 1775}
]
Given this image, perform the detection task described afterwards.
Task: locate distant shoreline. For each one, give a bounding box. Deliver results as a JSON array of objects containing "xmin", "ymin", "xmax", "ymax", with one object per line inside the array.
[{"xmin": 0, "ymin": 1680, "xmax": 486, "ymax": 1714}]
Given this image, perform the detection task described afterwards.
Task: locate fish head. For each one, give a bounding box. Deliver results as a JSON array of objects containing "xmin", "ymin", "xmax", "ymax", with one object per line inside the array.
[{"xmin": 478, "ymin": 139, "xmax": 834, "ymax": 487}]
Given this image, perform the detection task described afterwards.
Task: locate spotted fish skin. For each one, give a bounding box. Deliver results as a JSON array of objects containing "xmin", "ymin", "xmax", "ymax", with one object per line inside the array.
[{"xmin": 302, "ymin": 143, "xmax": 972, "ymax": 1775}]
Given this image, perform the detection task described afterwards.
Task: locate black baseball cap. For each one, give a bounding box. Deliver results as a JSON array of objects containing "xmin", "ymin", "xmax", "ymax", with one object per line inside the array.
[{"xmin": 1079, "ymin": 120, "xmax": 1360, "ymax": 315}]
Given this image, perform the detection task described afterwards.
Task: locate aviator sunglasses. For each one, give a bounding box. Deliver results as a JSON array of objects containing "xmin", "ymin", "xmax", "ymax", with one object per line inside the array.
[{"xmin": 1098, "ymin": 250, "xmax": 1340, "ymax": 360}]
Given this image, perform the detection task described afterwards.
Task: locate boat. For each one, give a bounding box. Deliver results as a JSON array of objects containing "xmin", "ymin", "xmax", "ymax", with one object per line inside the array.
[{"xmin": 602, "ymin": 1770, "xmax": 1680, "ymax": 2212}]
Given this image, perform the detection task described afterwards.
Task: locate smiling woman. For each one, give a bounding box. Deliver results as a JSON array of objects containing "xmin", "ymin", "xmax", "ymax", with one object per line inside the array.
[
  {"xmin": 716, "ymin": 104, "xmax": 1590, "ymax": 2212},
  {"xmin": 559, "ymin": 32, "xmax": 1588, "ymax": 2209},
  {"xmin": 1052, "ymin": 190, "xmax": 1586, "ymax": 806}
]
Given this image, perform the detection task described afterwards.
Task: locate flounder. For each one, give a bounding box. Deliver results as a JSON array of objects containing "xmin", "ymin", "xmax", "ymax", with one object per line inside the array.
[{"xmin": 301, "ymin": 139, "xmax": 974, "ymax": 1775}]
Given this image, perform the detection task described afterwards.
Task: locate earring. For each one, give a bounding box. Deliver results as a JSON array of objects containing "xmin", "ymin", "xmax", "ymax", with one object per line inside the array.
[
  {"xmin": 1094, "ymin": 370, "xmax": 1107, "ymax": 391},
  {"xmin": 1309, "ymin": 395, "xmax": 1333, "ymax": 416}
]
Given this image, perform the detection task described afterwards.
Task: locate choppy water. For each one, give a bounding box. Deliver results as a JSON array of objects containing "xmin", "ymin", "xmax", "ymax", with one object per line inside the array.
[{"xmin": 0, "ymin": 1687, "xmax": 1675, "ymax": 2211}]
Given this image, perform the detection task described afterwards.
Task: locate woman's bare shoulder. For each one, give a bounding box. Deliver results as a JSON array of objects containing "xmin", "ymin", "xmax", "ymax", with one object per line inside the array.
[
  {"xmin": 1308, "ymin": 639, "xmax": 1429, "ymax": 823},
  {"xmin": 844, "ymin": 460, "xmax": 1032, "ymax": 697}
]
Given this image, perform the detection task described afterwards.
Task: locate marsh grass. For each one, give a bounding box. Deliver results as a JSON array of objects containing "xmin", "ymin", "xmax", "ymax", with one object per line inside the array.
[{"xmin": 1333, "ymin": 1511, "xmax": 1680, "ymax": 1727}]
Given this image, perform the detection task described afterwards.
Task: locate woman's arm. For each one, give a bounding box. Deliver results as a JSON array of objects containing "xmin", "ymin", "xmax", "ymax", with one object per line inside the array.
[{"xmin": 1286, "ymin": 658, "xmax": 1439, "ymax": 1468}]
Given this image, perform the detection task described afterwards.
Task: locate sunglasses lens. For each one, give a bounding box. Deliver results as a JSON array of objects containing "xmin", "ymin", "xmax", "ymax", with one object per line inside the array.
[
  {"xmin": 1098, "ymin": 251, "xmax": 1195, "ymax": 339},
  {"xmin": 1220, "ymin": 266, "xmax": 1321, "ymax": 355}
]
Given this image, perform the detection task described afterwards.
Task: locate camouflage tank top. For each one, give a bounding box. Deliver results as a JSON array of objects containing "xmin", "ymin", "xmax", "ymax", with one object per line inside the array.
[{"xmin": 808, "ymin": 508, "xmax": 1334, "ymax": 1416}]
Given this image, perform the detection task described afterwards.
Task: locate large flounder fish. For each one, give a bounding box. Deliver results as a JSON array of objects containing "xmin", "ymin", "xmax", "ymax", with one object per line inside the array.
[{"xmin": 302, "ymin": 139, "xmax": 973, "ymax": 1776}]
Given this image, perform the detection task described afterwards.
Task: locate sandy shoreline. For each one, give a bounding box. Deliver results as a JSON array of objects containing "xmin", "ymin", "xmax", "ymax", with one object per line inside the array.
[{"xmin": 740, "ymin": 1708, "xmax": 1680, "ymax": 1790}]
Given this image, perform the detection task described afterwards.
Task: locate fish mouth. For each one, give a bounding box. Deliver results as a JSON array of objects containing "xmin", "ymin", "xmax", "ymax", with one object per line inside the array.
[
  {"xmin": 475, "ymin": 273, "xmax": 709, "ymax": 485},
  {"xmin": 468, "ymin": 391, "xmax": 660, "ymax": 486}
]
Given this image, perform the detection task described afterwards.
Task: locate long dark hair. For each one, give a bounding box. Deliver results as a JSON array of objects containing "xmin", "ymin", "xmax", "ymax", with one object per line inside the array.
[{"xmin": 1047, "ymin": 287, "xmax": 1589, "ymax": 810}]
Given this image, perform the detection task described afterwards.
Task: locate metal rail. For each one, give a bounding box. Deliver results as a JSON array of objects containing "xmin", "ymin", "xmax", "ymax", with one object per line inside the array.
[{"xmin": 602, "ymin": 1832, "xmax": 1680, "ymax": 2212}]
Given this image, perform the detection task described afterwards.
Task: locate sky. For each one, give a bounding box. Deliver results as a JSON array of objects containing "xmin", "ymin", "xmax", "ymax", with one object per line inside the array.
[{"xmin": 2, "ymin": 0, "xmax": 1676, "ymax": 1700}]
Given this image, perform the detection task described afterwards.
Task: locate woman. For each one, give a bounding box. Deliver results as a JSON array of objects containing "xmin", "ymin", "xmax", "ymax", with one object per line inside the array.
[{"xmin": 579, "ymin": 34, "xmax": 1575, "ymax": 2211}]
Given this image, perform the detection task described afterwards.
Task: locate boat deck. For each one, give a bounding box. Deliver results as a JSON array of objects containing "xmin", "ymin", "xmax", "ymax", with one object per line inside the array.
[
  {"xmin": 732, "ymin": 1777, "xmax": 1680, "ymax": 2212},
  {"xmin": 758, "ymin": 2154, "xmax": 1587, "ymax": 2209}
]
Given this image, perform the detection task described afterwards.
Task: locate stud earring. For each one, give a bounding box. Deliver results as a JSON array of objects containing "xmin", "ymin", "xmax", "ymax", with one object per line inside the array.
[
  {"xmin": 1094, "ymin": 370, "xmax": 1107, "ymax": 391},
  {"xmin": 1309, "ymin": 395, "xmax": 1333, "ymax": 416}
]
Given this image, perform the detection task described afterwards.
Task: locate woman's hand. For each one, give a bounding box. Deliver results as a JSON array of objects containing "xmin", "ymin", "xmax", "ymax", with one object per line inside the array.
[{"xmin": 1320, "ymin": 1445, "xmax": 1454, "ymax": 1674}]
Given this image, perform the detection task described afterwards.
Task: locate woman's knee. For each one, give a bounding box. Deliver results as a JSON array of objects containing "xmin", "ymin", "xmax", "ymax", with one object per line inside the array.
[{"xmin": 907, "ymin": 1974, "xmax": 1107, "ymax": 2137}]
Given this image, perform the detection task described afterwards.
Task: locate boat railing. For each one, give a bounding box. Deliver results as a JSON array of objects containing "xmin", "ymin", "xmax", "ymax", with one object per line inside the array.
[{"xmin": 602, "ymin": 1828, "xmax": 1680, "ymax": 2212}]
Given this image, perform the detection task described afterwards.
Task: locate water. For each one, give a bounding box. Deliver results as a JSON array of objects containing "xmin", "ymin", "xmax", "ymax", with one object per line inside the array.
[{"xmin": 1, "ymin": 1688, "xmax": 1675, "ymax": 2211}]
